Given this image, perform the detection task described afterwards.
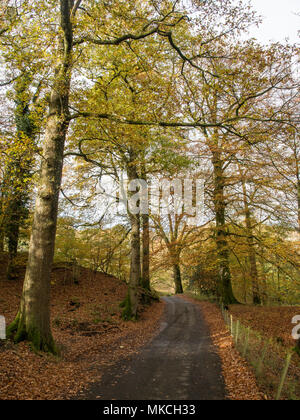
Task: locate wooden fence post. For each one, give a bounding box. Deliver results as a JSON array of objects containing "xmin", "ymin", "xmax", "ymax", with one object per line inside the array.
[
  {"xmin": 235, "ymin": 320, "xmax": 240, "ymax": 345},
  {"xmin": 276, "ymin": 352, "xmax": 293, "ymax": 400}
]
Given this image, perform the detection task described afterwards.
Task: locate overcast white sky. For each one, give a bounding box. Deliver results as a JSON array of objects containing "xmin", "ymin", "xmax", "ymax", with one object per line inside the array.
[{"xmin": 248, "ymin": 0, "xmax": 299, "ymax": 44}]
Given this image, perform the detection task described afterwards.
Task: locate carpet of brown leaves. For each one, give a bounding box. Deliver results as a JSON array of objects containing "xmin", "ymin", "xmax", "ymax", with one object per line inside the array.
[
  {"xmin": 0, "ymin": 258, "xmax": 164, "ymax": 400},
  {"xmin": 228, "ymin": 304, "xmax": 300, "ymax": 400},
  {"xmin": 229, "ymin": 305, "xmax": 300, "ymax": 348},
  {"xmin": 182, "ymin": 295, "xmax": 264, "ymax": 400}
]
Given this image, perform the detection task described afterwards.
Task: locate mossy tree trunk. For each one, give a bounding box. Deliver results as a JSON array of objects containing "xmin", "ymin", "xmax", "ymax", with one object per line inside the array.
[
  {"xmin": 7, "ymin": 0, "xmax": 74, "ymax": 353},
  {"xmin": 6, "ymin": 74, "xmax": 36, "ymax": 281}
]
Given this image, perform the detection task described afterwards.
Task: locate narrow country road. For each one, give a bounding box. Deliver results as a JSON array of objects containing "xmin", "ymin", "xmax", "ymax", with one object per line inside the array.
[{"xmin": 81, "ymin": 296, "xmax": 226, "ymax": 400}]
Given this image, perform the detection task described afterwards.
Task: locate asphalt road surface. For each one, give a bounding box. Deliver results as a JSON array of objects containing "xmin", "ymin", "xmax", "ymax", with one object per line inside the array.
[{"xmin": 81, "ymin": 296, "xmax": 226, "ymax": 400}]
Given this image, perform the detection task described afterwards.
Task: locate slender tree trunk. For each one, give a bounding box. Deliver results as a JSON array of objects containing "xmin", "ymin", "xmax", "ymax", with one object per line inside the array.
[
  {"xmin": 173, "ymin": 263, "xmax": 183, "ymax": 294},
  {"xmin": 142, "ymin": 213, "xmax": 150, "ymax": 290},
  {"xmin": 6, "ymin": 199, "xmax": 21, "ymax": 280},
  {"xmin": 139, "ymin": 164, "xmax": 151, "ymax": 302},
  {"xmin": 141, "ymin": 167, "xmax": 150, "ymax": 293},
  {"xmin": 297, "ymin": 180, "xmax": 300, "ymax": 232},
  {"xmin": 7, "ymin": 210, "xmax": 20, "ymax": 258},
  {"xmin": 257, "ymin": 232, "xmax": 268, "ymax": 304},
  {"xmin": 0, "ymin": 188, "xmax": 6, "ymax": 254},
  {"xmin": 212, "ymin": 150, "xmax": 238, "ymax": 305},
  {"xmin": 0, "ymin": 230, "xmax": 4, "ymax": 253},
  {"xmin": 247, "ymin": 233, "xmax": 260, "ymax": 304},
  {"xmin": 7, "ymin": 0, "xmax": 74, "ymax": 353},
  {"xmin": 0, "ymin": 195, "xmax": 5, "ymax": 255},
  {"xmin": 140, "ymin": 212, "xmax": 152, "ymax": 305},
  {"xmin": 241, "ymin": 176, "xmax": 261, "ymax": 305},
  {"xmin": 128, "ymin": 211, "xmax": 141, "ymax": 317},
  {"xmin": 122, "ymin": 155, "xmax": 141, "ymax": 319},
  {"xmin": 277, "ymin": 256, "xmax": 281, "ymax": 300}
]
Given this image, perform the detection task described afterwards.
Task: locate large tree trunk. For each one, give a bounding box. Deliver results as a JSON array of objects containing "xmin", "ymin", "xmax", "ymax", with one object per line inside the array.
[
  {"xmin": 173, "ymin": 263, "xmax": 183, "ymax": 294},
  {"xmin": 122, "ymin": 156, "xmax": 141, "ymax": 320},
  {"xmin": 7, "ymin": 0, "xmax": 73, "ymax": 353},
  {"xmin": 212, "ymin": 150, "xmax": 238, "ymax": 305},
  {"xmin": 127, "ymin": 211, "xmax": 141, "ymax": 318}
]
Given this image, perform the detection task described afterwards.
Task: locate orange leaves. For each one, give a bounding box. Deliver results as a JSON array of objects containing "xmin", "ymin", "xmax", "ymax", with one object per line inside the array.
[
  {"xmin": 0, "ymin": 259, "xmax": 164, "ymax": 400},
  {"xmin": 229, "ymin": 304, "xmax": 300, "ymax": 348},
  {"xmin": 183, "ymin": 296, "xmax": 264, "ymax": 400}
]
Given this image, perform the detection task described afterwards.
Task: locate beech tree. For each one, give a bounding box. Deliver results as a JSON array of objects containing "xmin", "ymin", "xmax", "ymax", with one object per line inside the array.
[
  {"xmin": 2, "ymin": 0, "xmax": 297, "ymax": 351},
  {"xmin": 151, "ymin": 211, "xmax": 194, "ymax": 294},
  {"xmin": 6, "ymin": 0, "xmax": 194, "ymax": 350},
  {"xmin": 176, "ymin": 38, "xmax": 297, "ymax": 303},
  {"xmin": 6, "ymin": 0, "xmax": 78, "ymax": 352}
]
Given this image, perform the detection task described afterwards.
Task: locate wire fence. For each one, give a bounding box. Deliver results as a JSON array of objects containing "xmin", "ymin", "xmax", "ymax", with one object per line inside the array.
[{"xmin": 221, "ymin": 305, "xmax": 300, "ymax": 400}]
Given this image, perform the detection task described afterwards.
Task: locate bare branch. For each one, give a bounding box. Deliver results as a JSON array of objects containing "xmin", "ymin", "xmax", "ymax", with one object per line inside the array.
[
  {"xmin": 0, "ymin": 27, "xmax": 8, "ymax": 36},
  {"xmin": 71, "ymin": 0, "xmax": 82, "ymax": 18},
  {"xmin": 74, "ymin": 27, "xmax": 158, "ymax": 46}
]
